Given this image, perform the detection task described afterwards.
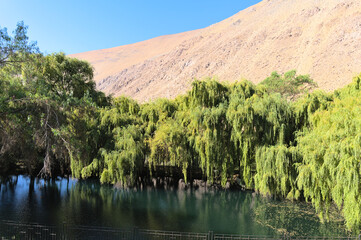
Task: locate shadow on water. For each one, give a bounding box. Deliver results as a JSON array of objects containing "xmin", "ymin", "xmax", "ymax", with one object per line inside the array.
[{"xmin": 0, "ymin": 175, "xmax": 352, "ymax": 237}]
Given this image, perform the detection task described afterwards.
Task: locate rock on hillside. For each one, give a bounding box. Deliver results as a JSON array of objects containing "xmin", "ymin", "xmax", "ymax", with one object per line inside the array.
[{"xmin": 71, "ymin": 0, "xmax": 361, "ymax": 102}]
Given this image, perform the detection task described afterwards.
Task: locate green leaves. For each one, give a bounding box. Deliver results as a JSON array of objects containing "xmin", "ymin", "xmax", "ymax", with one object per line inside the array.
[
  {"xmin": 295, "ymin": 78, "xmax": 361, "ymax": 230},
  {"xmin": 0, "ymin": 34, "xmax": 108, "ymax": 178},
  {"xmin": 189, "ymin": 78, "xmax": 229, "ymax": 108},
  {"xmin": 2, "ymin": 28, "xmax": 361, "ymax": 233},
  {"xmin": 39, "ymin": 53, "xmax": 96, "ymax": 103},
  {"xmin": 99, "ymin": 125, "xmax": 145, "ymax": 185},
  {"xmin": 148, "ymin": 119, "xmax": 191, "ymax": 181},
  {"xmin": 0, "ymin": 21, "xmax": 39, "ymax": 68},
  {"xmin": 260, "ymin": 70, "xmax": 317, "ymax": 100},
  {"xmin": 255, "ymin": 145, "xmax": 300, "ymax": 199}
]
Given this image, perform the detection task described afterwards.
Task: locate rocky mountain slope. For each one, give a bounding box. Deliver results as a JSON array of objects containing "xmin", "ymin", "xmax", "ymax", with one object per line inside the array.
[{"xmin": 71, "ymin": 0, "xmax": 361, "ymax": 102}]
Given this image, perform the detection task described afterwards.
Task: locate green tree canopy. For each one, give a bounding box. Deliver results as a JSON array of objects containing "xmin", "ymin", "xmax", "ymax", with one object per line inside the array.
[
  {"xmin": 0, "ymin": 21, "xmax": 39, "ymax": 68},
  {"xmin": 260, "ymin": 70, "xmax": 317, "ymax": 100}
]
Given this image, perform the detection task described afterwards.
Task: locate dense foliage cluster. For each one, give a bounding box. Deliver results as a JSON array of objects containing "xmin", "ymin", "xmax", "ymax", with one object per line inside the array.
[
  {"xmin": 0, "ymin": 22, "xmax": 109, "ymax": 178},
  {"xmin": 1, "ymin": 23, "xmax": 361, "ymax": 231}
]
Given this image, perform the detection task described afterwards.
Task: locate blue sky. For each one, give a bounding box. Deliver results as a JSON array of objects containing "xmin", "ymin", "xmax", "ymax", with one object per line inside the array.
[{"xmin": 0, "ymin": 0, "xmax": 262, "ymax": 55}]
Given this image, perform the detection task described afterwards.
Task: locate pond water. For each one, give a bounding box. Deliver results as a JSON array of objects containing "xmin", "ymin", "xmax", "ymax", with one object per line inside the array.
[{"xmin": 0, "ymin": 175, "xmax": 352, "ymax": 237}]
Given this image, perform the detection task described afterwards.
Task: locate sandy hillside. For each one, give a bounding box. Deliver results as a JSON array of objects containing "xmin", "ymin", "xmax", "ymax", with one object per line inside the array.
[{"xmin": 71, "ymin": 0, "xmax": 361, "ymax": 102}]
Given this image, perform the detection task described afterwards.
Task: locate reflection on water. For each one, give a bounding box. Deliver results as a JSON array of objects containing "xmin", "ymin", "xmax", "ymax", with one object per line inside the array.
[{"xmin": 0, "ymin": 175, "xmax": 351, "ymax": 236}]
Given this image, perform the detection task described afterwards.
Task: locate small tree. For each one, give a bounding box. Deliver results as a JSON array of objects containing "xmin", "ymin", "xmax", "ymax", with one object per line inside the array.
[{"xmin": 260, "ymin": 70, "xmax": 317, "ymax": 100}]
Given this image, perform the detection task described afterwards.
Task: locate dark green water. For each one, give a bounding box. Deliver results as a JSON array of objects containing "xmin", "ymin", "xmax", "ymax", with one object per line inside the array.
[{"xmin": 0, "ymin": 175, "xmax": 351, "ymax": 237}]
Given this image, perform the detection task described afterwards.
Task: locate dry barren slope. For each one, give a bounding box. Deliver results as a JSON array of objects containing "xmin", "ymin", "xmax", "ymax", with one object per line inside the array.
[{"xmin": 71, "ymin": 0, "xmax": 361, "ymax": 102}]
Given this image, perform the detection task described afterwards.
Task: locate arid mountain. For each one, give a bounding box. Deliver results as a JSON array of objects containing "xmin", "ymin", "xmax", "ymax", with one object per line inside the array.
[{"xmin": 71, "ymin": 0, "xmax": 361, "ymax": 102}]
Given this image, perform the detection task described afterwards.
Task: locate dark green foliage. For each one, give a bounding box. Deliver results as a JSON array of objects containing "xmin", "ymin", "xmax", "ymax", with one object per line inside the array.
[
  {"xmin": 189, "ymin": 78, "xmax": 229, "ymax": 108},
  {"xmin": 0, "ymin": 24, "xmax": 107, "ymax": 178}
]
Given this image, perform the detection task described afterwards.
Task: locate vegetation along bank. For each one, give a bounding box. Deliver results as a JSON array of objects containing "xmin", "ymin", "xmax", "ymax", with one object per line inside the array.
[{"xmin": 1, "ymin": 22, "xmax": 361, "ymax": 231}]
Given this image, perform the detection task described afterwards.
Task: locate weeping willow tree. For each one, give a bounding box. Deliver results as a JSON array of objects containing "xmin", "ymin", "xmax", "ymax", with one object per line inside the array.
[
  {"xmin": 99, "ymin": 125, "xmax": 145, "ymax": 185},
  {"xmin": 148, "ymin": 119, "xmax": 192, "ymax": 182},
  {"xmin": 186, "ymin": 104, "xmax": 235, "ymax": 186},
  {"xmin": 295, "ymin": 75, "xmax": 361, "ymax": 230},
  {"xmin": 251, "ymin": 93, "xmax": 299, "ymax": 198},
  {"xmin": 226, "ymin": 80, "xmax": 296, "ymax": 189},
  {"xmin": 88, "ymin": 97, "xmax": 145, "ymax": 185},
  {"xmin": 189, "ymin": 78, "xmax": 229, "ymax": 108},
  {"xmin": 255, "ymin": 145, "xmax": 301, "ymax": 199},
  {"xmin": 140, "ymin": 98, "xmax": 177, "ymax": 136},
  {"xmin": 178, "ymin": 79, "xmax": 236, "ymax": 186},
  {"xmin": 292, "ymin": 90, "xmax": 333, "ymax": 130},
  {"xmin": 142, "ymin": 76, "xmax": 314, "ymax": 189}
]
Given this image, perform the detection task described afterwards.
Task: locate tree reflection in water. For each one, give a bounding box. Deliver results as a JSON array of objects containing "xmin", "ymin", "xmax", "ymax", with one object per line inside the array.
[{"xmin": 0, "ymin": 175, "xmax": 351, "ymax": 236}]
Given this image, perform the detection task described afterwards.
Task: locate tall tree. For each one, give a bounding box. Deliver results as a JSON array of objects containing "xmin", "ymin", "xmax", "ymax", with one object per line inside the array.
[{"xmin": 0, "ymin": 21, "xmax": 39, "ymax": 67}]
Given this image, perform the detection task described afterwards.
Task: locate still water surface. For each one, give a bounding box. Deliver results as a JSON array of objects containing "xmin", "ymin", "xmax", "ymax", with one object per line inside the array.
[{"xmin": 0, "ymin": 175, "xmax": 351, "ymax": 236}]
